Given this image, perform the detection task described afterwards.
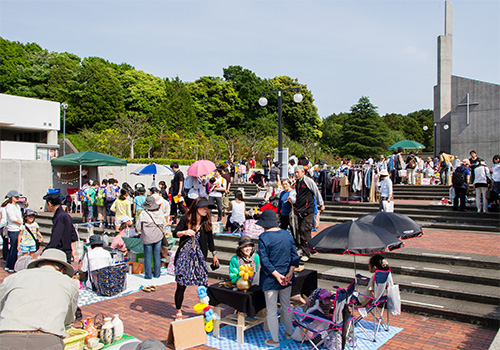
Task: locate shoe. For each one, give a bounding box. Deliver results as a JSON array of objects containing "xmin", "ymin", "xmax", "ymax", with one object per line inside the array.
[
  {"xmin": 294, "ymin": 265, "xmax": 304, "ymax": 273},
  {"xmin": 264, "ymin": 339, "xmax": 280, "ymax": 348},
  {"xmin": 300, "ymin": 256, "xmax": 309, "ymax": 262},
  {"xmin": 175, "ymin": 311, "xmax": 183, "ymax": 321}
]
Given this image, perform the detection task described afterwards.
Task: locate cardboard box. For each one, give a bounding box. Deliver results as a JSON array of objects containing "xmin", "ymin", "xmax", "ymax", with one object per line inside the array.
[{"xmin": 166, "ymin": 316, "xmax": 207, "ymax": 350}]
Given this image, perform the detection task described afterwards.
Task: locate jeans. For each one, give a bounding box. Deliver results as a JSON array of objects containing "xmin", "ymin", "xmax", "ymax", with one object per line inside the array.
[
  {"xmin": 6, "ymin": 230, "xmax": 19, "ymax": 270},
  {"xmin": 441, "ymin": 167, "xmax": 450, "ymax": 185},
  {"xmin": 209, "ymin": 196, "xmax": 223, "ymax": 221},
  {"xmin": 143, "ymin": 239, "xmax": 162, "ymax": 279},
  {"xmin": 263, "ymin": 166, "xmax": 269, "ymax": 177},
  {"xmin": 264, "ymin": 287, "xmax": 293, "ymax": 342}
]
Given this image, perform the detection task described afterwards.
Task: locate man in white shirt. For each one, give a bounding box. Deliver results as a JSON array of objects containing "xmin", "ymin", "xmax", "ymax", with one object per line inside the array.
[
  {"xmin": 0, "ymin": 249, "xmax": 78, "ymax": 350},
  {"xmin": 377, "ymin": 169, "xmax": 393, "ymax": 212},
  {"xmin": 81, "ymin": 235, "xmax": 113, "ymax": 289}
]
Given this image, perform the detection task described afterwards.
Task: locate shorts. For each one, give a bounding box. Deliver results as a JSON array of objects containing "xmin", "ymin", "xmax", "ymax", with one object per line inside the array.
[{"xmin": 20, "ymin": 244, "xmax": 36, "ymax": 253}]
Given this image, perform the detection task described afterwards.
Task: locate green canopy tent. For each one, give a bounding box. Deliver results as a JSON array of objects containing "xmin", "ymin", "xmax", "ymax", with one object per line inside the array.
[
  {"xmin": 388, "ymin": 140, "xmax": 425, "ymax": 150},
  {"xmin": 51, "ymin": 151, "xmax": 127, "ymax": 189}
]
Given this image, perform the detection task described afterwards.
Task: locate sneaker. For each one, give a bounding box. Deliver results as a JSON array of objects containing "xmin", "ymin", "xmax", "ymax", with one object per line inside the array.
[{"xmin": 300, "ymin": 256, "xmax": 309, "ymax": 262}]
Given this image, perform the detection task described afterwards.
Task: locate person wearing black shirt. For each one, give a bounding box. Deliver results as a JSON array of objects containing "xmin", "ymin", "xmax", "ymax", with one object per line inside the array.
[
  {"xmin": 262, "ymin": 153, "xmax": 271, "ymax": 176},
  {"xmin": 170, "ymin": 162, "xmax": 186, "ymax": 222}
]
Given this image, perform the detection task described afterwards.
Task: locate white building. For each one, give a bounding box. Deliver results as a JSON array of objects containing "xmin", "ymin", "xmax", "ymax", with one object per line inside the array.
[{"xmin": 0, "ymin": 93, "xmax": 60, "ymax": 160}]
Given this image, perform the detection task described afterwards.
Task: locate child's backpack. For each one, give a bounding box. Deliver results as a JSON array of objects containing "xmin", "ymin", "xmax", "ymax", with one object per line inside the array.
[
  {"xmin": 96, "ymin": 187, "xmax": 105, "ymax": 206},
  {"xmin": 78, "ymin": 189, "xmax": 85, "ymax": 202},
  {"xmin": 105, "ymin": 185, "xmax": 117, "ymax": 201}
]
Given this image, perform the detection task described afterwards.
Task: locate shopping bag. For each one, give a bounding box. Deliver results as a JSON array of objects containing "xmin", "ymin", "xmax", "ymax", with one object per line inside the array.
[
  {"xmin": 382, "ymin": 201, "xmax": 394, "ymax": 213},
  {"xmin": 387, "ymin": 284, "xmax": 401, "ymax": 316}
]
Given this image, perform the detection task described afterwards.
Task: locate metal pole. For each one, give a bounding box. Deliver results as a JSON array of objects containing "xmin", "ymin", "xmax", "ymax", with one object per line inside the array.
[
  {"xmin": 63, "ymin": 108, "xmax": 66, "ymax": 156},
  {"xmin": 278, "ymin": 91, "xmax": 283, "ymax": 178}
]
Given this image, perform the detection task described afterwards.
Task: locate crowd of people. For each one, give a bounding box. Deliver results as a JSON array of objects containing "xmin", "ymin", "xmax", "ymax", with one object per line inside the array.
[{"xmin": 0, "ymin": 148, "xmax": 498, "ymax": 349}]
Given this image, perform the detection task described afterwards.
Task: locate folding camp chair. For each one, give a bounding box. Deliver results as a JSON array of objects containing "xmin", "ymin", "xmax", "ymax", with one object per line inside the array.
[
  {"xmin": 353, "ymin": 269, "xmax": 393, "ymax": 342},
  {"xmin": 288, "ymin": 281, "xmax": 356, "ymax": 350}
]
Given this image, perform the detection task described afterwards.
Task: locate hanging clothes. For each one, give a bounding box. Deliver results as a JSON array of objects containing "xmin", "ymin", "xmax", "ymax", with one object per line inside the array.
[{"xmin": 340, "ymin": 176, "xmax": 350, "ymax": 199}]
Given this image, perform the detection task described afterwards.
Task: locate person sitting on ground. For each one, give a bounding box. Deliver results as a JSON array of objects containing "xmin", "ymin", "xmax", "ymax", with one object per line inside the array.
[
  {"xmin": 18, "ymin": 209, "xmax": 43, "ymax": 259},
  {"xmin": 80, "ymin": 235, "xmax": 113, "ymax": 289},
  {"xmin": 0, "ymin": 249, "xmax": 78, "ymax": 350},
  {"xmin": 356, "ymin": 255, "xmax": 393, "ymax": 307},
  {"xmin": 229, "ymin": 235, "xmax": 260, "ymax": 284},
  {"xmin": 227, "ymin": 190, "xmax": 246, "ymax": 232},
  {"xmin": 111, "ymin": 215, "xmax": 134, "ymax": 252}
]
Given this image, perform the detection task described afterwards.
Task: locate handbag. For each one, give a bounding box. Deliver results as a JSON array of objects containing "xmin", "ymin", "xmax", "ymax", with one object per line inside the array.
[
  {"xmin": 24, "ymin": 226, "xmax": 40, "ymax": 251},
  {"xmin": 387, "ymin": 284, "xmax": 401, "ymax": 316}
]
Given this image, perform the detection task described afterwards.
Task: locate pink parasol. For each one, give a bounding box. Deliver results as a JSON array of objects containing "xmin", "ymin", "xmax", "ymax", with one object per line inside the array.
[{"xmin": 187, "ymin": 160, "xmax": 216, "ymax": 177}]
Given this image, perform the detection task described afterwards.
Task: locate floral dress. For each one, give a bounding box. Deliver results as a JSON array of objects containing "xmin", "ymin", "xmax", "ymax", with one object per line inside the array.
[{"xmin": 174, "ymin": 230, "xmax": 208, "ymax": 286}]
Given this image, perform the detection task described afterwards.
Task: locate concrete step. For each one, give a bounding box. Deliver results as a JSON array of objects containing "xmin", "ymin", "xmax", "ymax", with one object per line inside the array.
[{"xmin": 207, "ymin": 265, "xmax": 500, "ymax": 328}]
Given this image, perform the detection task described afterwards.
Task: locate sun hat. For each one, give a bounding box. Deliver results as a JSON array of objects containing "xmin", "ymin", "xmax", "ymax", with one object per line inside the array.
[
  {"xmin": 119, "ymin": 215, "xmax": 133, "ymax": 224},
  {"xmin": 43, "ymin": 192, "xmax": 65, "ymax": 205},
  {"xmin": 380, "ymin": 155, "xmax": 385, "ymax": 159},
  {"xmin": 142, "ymin": 196, "xmax": 160, "ymax": 211},
  {"xmin": 23, "ymin": 209, "xmax": 37, "ymax": 217},
  {"xmin": 27, "ymin": 248, "xmax": 74, "ymax": 277},
  {"xmin": 379, "ymin": 169, "xmax": 390, "ymax": 177},
  {"xmin": 237, "ymin": 235, "xmax": 254, "ymax": 250},
  {"xmin": 89, "ymin": 234, "xmax": 105, "ymax": 246},
  {"xmin": 137, "ymin": 187, "xmax": 146, "ymax": 194},
  {"xmin": 6, "ymin": 190, "xmax": 21, "ymax": 198},
  {"xmin": 256, "ymin": 209, "xmax": 279, "ymax": 228},
  {"xmin": 151, "ymin": 193, "xmax": 163, "ymax": 206},
  {"xmin": 273, "ymin": 161, "xmax": 280, "ymax": 166},
  {"xmin": 194, "ymin": 199, "xmax": 216, "ymax": 209}
]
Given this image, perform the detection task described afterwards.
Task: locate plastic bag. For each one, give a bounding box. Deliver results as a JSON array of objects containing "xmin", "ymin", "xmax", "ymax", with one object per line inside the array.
[{"xmin": 387, "ymin": 284, "xmax": 401, "ymax": 316}]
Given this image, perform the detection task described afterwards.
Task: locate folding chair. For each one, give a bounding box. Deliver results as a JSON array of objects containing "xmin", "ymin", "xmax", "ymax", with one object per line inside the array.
[
  {"xmin": 353, "ymin": 269, "xmax": 393, "ymax": 342},
  {"xmin": 288, "ymin": 281, "xmax": 356, "ymax": 350}
]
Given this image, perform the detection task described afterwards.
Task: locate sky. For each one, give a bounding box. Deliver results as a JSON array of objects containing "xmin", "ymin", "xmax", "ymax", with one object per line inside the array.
[{"xmin": 1, "ymin": 0, "xmax": 499, "ymax": 118}]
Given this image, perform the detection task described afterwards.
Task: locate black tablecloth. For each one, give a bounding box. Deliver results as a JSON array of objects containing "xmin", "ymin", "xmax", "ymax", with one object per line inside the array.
[{"xmin": 207, "ymin": 269, "xmax": 318, "ymax": 317}]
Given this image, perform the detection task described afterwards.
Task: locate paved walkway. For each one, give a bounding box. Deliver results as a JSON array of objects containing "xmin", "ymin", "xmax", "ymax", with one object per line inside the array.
[{"xmin": 0, "ymin": 223, "xmax": 498, "ymax": 349}]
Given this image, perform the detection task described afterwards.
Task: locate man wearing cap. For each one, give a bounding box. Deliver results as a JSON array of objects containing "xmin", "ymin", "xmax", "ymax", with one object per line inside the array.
[
  {"xmin": 0, "ymin": 248, "xmax": 79, "ymax": 349},
  {"xmin": 43, "ymin": 192, "xmax": 78, "ymax": 263},
  {"xmin": 377, "ymin": 169, "xmax": 393, "ymax": 211},
  {"xmin": 293, "ymin": 166, "xmax": 325, "ymax": 262},
  {"xmin": 170, "ymin": 162, "xmax": 186, "ymax": 222},
  {"xmin": 81, "ymin": 235, "xmax": 113, "ymax": 289},
  {"xmin": 256, "ymin": 210, "xmax": 299, "ymax": 347}
]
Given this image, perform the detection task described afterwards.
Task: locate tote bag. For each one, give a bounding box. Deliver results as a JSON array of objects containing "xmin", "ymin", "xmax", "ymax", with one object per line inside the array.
[{"xmin": 382, "ymin": 201, "xmax": 394, "ymax": 213}]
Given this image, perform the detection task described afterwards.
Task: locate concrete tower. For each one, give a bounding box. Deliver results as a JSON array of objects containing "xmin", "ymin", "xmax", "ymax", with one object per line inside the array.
[{"xmin": 433, "ymin": 1, "xmax": 453, "ymax": 155}]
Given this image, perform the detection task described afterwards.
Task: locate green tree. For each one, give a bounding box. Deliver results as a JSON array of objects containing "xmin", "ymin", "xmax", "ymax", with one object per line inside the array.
[
  {"xmin": 159, "ymin": 77, "xmax": 197, "ymax": 134},
  {"xmin": 119, "ymin": 69, "xmax": 165, "ymax": 116},
  {"xmin": 341, "ymin": 97, "xmax": 388, "ymax": 158},
  {"xmin": 320, "ymin": 112, "xmax": 348, "ymax": 154},
  {"xmin": 187, "ymin": 76, "xmax": 243, "ymax": 135}
]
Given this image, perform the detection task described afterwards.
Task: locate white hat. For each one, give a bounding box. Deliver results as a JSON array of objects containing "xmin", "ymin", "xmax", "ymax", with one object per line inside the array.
[
  {"xmin": 379, "ymin": 169, "xmax": 390, "ymax": 177},
  {"xmin": 27, "ymin": 249, "xmax": 74, "ymax": 277},
  {"xmin": 119, "ymin": 215, "xmax": 133, "ymax": 224}
]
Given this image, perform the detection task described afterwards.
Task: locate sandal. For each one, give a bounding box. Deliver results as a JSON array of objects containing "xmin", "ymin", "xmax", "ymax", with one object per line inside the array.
[
  {"xmin": 149, "ymin": 285, "xmax": 157, "ymax": 292},
  {"xmin": 264, "ymin": 339, "xmax": 280, "ymax": 348},
  {"xmin": 142, "ymin": 286, "xmax": 151, "ymax": 292}
]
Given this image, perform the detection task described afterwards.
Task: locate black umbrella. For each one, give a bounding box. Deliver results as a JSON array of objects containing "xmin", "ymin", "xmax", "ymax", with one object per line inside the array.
[
  {"xmin": 357, "ymin": 212, "xmax": 423, "ymax": 240},
  {"xmin": 307, "ymin": 221, "xmax": 404, "ymax": 277},
  {"xmin": 308, "ymin": 221, "xmax": 404, "ymax": 255}
]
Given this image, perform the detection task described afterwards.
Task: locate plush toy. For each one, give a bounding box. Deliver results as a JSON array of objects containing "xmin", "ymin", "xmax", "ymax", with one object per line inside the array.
[{"xmin": 193, "ymin": 286, "xmax": 219, "ymax": 332}]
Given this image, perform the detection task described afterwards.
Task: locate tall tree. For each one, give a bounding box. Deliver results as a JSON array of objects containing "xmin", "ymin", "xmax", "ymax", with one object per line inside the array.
[
  {"xmin": 116, "ymin": 113, "xmax": 149, "ymax": 159},
  {"xmin": 341, "ymin": 97, "xmax": 388, "ymax": 158}
]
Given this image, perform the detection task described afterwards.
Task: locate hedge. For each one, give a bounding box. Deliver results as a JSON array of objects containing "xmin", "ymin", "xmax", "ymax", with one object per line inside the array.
[{"xmin": 126, "ymin": 158, "xmax": 195, "ymax": 166}]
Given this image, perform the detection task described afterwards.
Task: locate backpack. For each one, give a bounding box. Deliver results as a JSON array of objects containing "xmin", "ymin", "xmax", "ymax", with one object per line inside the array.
[
  {"xmin": 262, "ymin": 157, "xmax": 268, "ymax": 167},
  {"xmin": 452, "ymin": 168, "xmax": 466, "ymax": 186},
  {"xmin": 95, "ymin": 187, "xmax": 105, "ymax": 206},
  {"xmin": 105, "ymin": 185, "xmax": 117, "ymax": 201}
]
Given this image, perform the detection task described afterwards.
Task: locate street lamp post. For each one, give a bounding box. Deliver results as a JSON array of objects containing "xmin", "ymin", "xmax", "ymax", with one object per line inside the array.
[
  {"xmin": 259, "ymin": 88, "xmax": 303, "ymax": 178},
  {"xmin": 60, "ymin": 103, "xmax": 68, "ymax": 156},
  {"xmin": 423, "ymin": 122, "xmax": 449, "ymax": 157}
]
